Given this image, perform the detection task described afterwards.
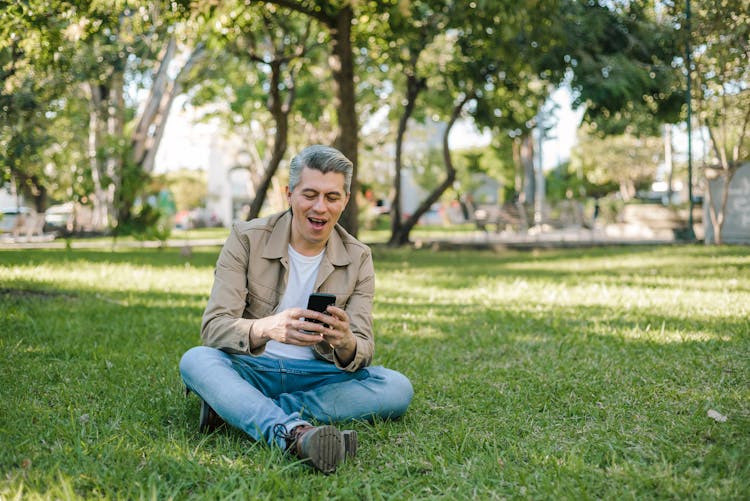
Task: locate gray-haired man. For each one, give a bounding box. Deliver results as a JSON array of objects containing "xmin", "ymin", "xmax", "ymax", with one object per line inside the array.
[{"xmin": 180, "ymin": 145, "xmax": 413, "ymax": 473}]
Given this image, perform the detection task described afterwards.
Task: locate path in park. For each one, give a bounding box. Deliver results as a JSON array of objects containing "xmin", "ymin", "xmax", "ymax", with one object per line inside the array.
[{"xmin": 0, "ymin": 225, "xmax": 681, "ymax": 252}]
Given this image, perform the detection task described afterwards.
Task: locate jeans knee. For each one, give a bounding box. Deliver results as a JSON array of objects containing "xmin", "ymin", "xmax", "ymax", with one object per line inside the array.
[
  {"xmin": 179, "ymin": 345, "xmax": 221, "ymax": 379},
  {"xmin": 391, "ymin": 371, "xmax": 414, "ymax": 416},
  {"xmin": 373, "ymin": 368, "xmax": 414, "ymax": 419}
]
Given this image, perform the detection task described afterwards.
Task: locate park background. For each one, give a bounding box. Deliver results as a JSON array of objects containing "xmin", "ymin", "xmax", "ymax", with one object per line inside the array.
[
  {"xmin": 1, "ymin": 0, "xmax": 749, "ymax": 246},
  {"xmin": 1, "ymin": 0, "xmax": 749, "ymax": 499}
]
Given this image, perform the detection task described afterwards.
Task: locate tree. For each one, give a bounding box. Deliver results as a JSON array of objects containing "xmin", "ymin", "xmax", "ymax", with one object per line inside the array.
[
  {"xmin": 380, "ymin": 0, "xmax": 564, "ymax": 245},
  {"xmin": 191, "ymin": 2, "xmax": 323, "ymax": 221},
  {"xmin": 0, "ymin": 1, "xmax": 81, "ymax": 213},
  {"xmin": 569, "ymin": 124, "xmax": 661, "ymax": 200},
  {"xmin": 1, "ymin": 1, "xmax": 205, "ymax": 232},
  {"xmin": 246, "ymin": 0, "xmax": 368, "ymax": 235},
  {"xmin": 552, "ymin": 1, "xmax": 684, "ymax": 137},
  {"xmin": 72, "ymin": 2, "xmax": 204, "ymax": 231},
  {"xmin": 162, "ymin": 168, "xmax": 207, "ymax": 212},
  {"xmin": 367, "ymin": 0, "xmax": 451, "ymax": 245},
  {"xmin": 681, "ymin": 0, "xmax": 750, "ymax": 244}
]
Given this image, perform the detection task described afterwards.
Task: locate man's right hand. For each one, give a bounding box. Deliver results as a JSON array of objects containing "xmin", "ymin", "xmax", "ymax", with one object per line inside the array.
[{"xmin": 250, "ymin": 308, "xmax": 325, "ymax": 347}]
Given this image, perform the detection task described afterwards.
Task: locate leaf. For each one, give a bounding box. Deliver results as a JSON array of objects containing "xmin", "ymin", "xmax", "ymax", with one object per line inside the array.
[{"xmin": 707, "ymin": 409, "xmax": 727, "ymax": 422}]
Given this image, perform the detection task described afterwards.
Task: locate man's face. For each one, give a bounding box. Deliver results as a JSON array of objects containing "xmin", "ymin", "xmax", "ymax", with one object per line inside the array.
[{"xmin": 287, "ymin": 166, "xmax": 350, "ymax": 255}]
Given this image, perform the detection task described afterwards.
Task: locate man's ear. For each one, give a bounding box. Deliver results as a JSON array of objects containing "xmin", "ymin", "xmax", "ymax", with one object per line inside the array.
[{"xmin": 285, "ymin": 186, "xmax": 291, "ymax": 204}]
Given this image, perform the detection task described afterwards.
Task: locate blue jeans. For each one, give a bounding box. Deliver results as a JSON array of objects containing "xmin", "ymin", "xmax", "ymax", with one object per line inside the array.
[{"xmin": 179, "ymin": 346, "xmax": 414, "ymax": 448}]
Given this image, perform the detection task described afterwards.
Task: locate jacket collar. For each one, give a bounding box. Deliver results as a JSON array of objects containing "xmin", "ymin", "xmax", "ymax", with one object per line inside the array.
[{"xmin": 262, "ymin": 210, "xmax": 351, "ymax": 267}]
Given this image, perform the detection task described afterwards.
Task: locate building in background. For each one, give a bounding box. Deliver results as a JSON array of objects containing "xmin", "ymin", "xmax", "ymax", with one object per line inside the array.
[
  {"xmin": 155, "ymin": 98, "xmax": 251, "ymax": 227},
  {"xmin": 704, "ymin": 164, "xmax": 750, "ymax": 244}
]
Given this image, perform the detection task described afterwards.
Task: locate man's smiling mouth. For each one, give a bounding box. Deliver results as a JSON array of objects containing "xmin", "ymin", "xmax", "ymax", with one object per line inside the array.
[{"xmin": 308, "ymin": 216, "xmax": 327, "ymax": 229}]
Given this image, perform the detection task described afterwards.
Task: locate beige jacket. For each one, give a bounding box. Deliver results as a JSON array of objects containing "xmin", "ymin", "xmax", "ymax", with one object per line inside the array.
[{"xmin": 200, "ymin": 210, "xmax": 375, "ymax": 372}]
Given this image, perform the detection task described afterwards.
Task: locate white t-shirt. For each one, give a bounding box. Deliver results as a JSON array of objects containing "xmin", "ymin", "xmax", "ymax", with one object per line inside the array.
[{"xmin": 263, "ymin": 245, "xmax": 325, "ymax": 360}]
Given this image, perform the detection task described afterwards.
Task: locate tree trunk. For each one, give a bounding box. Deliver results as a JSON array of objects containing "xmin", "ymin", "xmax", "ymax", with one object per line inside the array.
[
  {"xmin": 10, "ymin": 170, "xmax": 47, "ymax": 213},
  {"xmin": 512, "ymin": 140, "xmax": 522, "ymax": 201},
  {"xmin": 86, "ymin": 82, "xmax": 110, "ymax": 231},
  {"xmin": 329, "ymin": 6, "xmax": 359, "ymax": 236},
  {"xmin": 120, "ymin": 41, "xmax": 205, "ymax": 226},
  {"xmin": 247, "ymin": 60, "xmax": 293, "ymax": 221},
  {"xmin": 131, "ymin": 39, "xmax": 204, "ymax": 174},
  {"xmin": 706, "ymin": 170, "xmax": 735, "ymax": 245},
  {"xmin": 664, "ymin": 124, "xmax": 674, "ymax": 205},
  {"xmin": 389, "ymin": 94, "xmax": 472, "ymax": 247},
  {"xmin": 107, "ymin": 71, "xmax": 125, "ymax": 225},
  {"xmin": 388, "ymin": 72, "xmax": 426, "ymax": 245},
  {"xmin": 703, "ymin": 119, "xmax": 743, "ymax": 245},
  {"xmin": 520, "ymin": 133, "xmax": 535, "ymax": 205},
  {"xmin": 131, "ymin": 38, "xmax": 177, "ymax": 169}
]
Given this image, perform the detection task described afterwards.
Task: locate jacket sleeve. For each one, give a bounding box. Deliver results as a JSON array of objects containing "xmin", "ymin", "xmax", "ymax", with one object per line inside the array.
[
  {"xmin": 331, "ymin": 248, "xmax": 375, "ymax": 371},
  {"xmin": 200, "ymin": 225, "xmax": 261, "ymax": 355}
]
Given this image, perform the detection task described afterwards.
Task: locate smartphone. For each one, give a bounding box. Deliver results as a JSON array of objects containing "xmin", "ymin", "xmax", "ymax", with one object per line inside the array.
[{"xmin": 306, "ymin": 292, "xmax": 336, "ymax": 327}]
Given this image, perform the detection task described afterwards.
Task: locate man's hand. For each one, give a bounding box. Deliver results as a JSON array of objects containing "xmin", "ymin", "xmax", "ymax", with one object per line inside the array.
[
  {"xmin": 317, "ymin": 305, "xmax": 357, "ymax": 365},
  {"xmin": 252, "ymin": 306, "xmax": 357, "ymax": 364},
  {"xmin": 251, "ymin": 308, "xmax": 326, "ymax": 347}
]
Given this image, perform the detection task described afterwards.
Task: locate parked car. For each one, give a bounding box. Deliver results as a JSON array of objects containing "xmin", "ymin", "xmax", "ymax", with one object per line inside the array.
[
  {"xmin": 44, "ymin": 203, "xmax": 75, "ymax": 235},
  {"xmin": 0, "ymin": 206, "xmax": 32, "ymax": 233}
]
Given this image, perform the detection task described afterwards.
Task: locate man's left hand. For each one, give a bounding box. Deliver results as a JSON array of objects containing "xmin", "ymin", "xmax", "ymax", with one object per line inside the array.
[{"xmin": 316, "ymin": 305, "xmax": 356, "ymax": 365}]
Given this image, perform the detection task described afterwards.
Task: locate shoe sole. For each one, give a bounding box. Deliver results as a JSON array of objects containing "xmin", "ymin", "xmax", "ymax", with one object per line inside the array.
[
  {"xmin": 342, "ymin": 430, "xmax": 358, "ymax": 459},
  {"xmin": 301, "ymin": 425, "xmax": 344, "ymax": 474}
]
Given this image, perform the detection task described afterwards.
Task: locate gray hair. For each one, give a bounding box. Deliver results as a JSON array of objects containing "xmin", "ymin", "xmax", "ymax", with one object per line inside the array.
[{"xmin": 288, "ymin": 145, "xmax": 353, "ymax": 194}]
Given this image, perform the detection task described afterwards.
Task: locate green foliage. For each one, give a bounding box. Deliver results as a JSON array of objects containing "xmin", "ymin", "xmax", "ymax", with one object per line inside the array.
[
  {"xmin": 0, "ymin": 244, "xmax": 748, "ymax": 498},
  {"xmin": 570, "ymin": 123, "xmax": 662, "ymax": 199},
  {"xmin": 0, "ymin": 1, "xmax": 80, "ymax": 209},
  {"xmin": 546, "ymin": 161, "xmax": 620, "ymax": 202},
  {"xmin": 545, "ymin": 162, "xmax": 581, "ymax": 202},
  {"xmin": 453, "ymin": 146, "xmax": 515, "ymax": 200},
  {"xmin": 2, "ymin": 0, "xmax": 746, "ymax": 244},
  {"xmin": 116, "ymin": 202, "xmax": 172, "ymax": 243},
  {"xmin": 683, "ymin": 0, "xmax": 750, "ymax": 169},
  {"xmin": 162, "ymin": 169, "xmax": 208, "ymax": 211},
  {"xmin": 555, "ymin": 1, "xmax": 684, "ymax": 136}
]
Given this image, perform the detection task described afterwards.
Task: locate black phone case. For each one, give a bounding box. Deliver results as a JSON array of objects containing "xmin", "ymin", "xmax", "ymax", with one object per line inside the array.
[{"xmin": 306, "ymin": 293, "xmax": 336, "ymax": 324}]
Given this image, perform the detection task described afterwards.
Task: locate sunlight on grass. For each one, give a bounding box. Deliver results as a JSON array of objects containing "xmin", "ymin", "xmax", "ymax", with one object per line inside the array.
[
  {"xmin": 619, "ymin": 324, "xmax": 730, "ymax": 343},
  {"xmin": 0, "ymin": 261, "xmax": 214, "ymax": 298}
]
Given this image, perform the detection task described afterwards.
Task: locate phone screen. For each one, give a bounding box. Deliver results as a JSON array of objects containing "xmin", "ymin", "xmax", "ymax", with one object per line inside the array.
[{"xmin": 306, "ymin": 293, "xmax": 336, "ymax": 326}]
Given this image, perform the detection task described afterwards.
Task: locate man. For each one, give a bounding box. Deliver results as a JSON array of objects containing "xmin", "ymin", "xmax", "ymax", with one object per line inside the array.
[{"xmin": 179, "ymin": 145, "xmax": 414, "ymax": 474}]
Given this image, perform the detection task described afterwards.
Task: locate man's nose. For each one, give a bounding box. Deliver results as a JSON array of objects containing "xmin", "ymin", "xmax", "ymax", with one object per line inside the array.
[{"xmin": 312, "ymin": 195, "xmax": 326, "ymax": 211}]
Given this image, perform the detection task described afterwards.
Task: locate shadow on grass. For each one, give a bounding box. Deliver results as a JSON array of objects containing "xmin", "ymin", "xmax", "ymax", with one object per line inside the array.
[{"xmin": 0, "ymin": 247, "xmax": 221, "ymax": 269}]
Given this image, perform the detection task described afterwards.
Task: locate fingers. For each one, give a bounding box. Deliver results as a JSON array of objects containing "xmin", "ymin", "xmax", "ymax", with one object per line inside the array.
[
  {"xmin": 324, "ymin": 305, "xmax": 348, "ymax": 323},
  {"xmin": 318, "ymin": 306, "xmax": 354, "ymax": 350},
  {"xmin": 287, "ymin": 329, "xmax": 325, "ymax": 346},
  {"xmin": 276, "ymin": 306, "xmax": 351, "ymax": 348}
]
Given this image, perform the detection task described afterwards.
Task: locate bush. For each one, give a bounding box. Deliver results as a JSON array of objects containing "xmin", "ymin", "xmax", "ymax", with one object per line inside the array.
[{"xmin": 117, "ymin": 204, "xmax": 172, "ymax": 244}]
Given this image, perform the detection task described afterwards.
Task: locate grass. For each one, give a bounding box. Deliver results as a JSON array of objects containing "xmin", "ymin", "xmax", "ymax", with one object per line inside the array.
[{"xmin": 0, "ymin": 243, "xmax": 748, "ymax": 499}]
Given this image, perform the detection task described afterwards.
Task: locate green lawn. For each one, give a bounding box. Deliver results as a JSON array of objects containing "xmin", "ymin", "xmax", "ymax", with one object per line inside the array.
[{"xmin": 1, "ymin": 244, "xmax": 748, "ymax": 499}]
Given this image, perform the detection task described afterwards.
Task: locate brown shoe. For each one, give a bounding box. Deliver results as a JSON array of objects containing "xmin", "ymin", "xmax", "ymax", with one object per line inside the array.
[
  {"xmin": 199, "ymin": 399, "xmax": 224, "ymax": 432},
  {"xmin": 280, "ymin": 424, "xmax": 345, "ymax": 474},
  {"xmin": 342, "ymin": 429, "xmax": 358, "ymax": 459}
]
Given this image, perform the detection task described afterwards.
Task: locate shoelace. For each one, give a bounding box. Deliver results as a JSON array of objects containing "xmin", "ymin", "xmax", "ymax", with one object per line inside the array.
[
  {"xmin": 273, "ymin": 423, "xmax": 295, "ymax": 449},
  {"xmin": 273, "ymin": 423, "xmax": 289, "ymax": 440}
]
